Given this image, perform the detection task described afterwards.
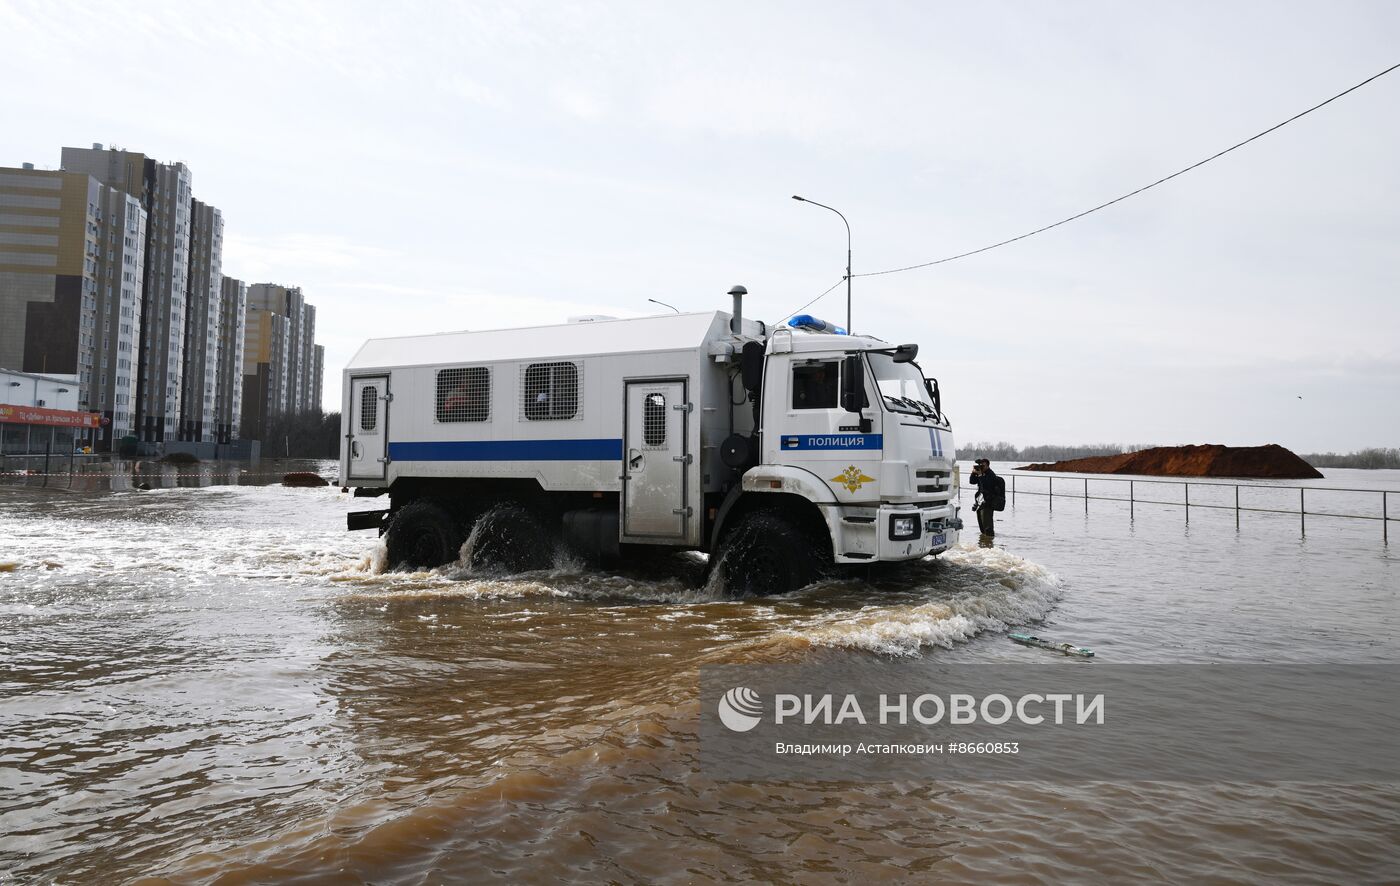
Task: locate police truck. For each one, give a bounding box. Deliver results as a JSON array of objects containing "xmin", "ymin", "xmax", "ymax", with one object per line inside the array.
[{"xmin": 341, "ymin": 286, "xmax": 960, "ymax": 593}]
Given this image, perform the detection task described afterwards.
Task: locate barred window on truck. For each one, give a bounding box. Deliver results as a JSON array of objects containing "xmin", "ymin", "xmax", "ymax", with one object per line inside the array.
[
  {"xmin": 522, "ymin": 362, "xmax": 580, "ymax": 420},
  {"xmin": 436, "ymin": 367, "xmax": 490, "ymax": 422}
]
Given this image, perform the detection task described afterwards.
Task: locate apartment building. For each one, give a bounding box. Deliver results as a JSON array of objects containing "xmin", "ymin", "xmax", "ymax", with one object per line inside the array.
[
  {"xmin": 215, "ymin": 276, "xmax": 247, "ymax": 443},
  {"xmin": 0, "ymin": 164, "xmax": 146, "ymax": 442},
  {"xmin": 240, "ymin": 303, "xmax": 289, "ymax": 440},
  {"xmin": 179, "ymin": 198, "xmax": 224, "ymax": 441},
  {"xmin": 63, "ymin": 144, "xmax": 192, "ymax": 442}
]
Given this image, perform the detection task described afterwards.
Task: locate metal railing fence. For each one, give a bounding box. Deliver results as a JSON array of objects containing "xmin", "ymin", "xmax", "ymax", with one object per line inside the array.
[{"xmin": 959, "ymin": 472, "xmax": 1396, "ymax": 541}]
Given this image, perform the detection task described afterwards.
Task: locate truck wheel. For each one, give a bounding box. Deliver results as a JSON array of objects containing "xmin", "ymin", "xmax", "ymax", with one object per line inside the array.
[
  {"xmin": 717, "ymin": 511, "xmax": 820, "ymax": 595},
  {"xmin": 386, "ymin": 500, "xmax": 466, "ymax": 570},
  {"xmin": 466, "ymin": 503, "xmax": 553, "ymax": 573}
]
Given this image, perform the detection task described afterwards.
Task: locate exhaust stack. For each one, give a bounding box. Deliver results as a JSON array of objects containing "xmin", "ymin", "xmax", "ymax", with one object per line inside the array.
[{"xmin": 728, "ymin": 284, "xmax": 747, "ymax": 335}]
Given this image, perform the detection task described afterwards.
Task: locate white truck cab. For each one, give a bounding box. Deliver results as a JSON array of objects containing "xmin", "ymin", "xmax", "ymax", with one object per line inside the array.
[
  {"xmin": 749, "ymin": 326, "xmax": 958, "ymax": 567},
  {"xmin": 341, "ymin": 286, "xmax": 960, "ymax": 593}
]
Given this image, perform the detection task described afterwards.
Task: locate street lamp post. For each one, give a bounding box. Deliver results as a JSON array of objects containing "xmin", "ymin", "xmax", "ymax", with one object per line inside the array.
[{"xmin": 792, "ymin": 195, "xmax": 852, "ymax": 333}]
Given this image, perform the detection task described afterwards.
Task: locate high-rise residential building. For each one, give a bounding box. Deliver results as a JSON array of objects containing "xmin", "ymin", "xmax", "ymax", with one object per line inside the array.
[
  {"xmin": 215, "ymin": 276, "xmax": 247, "ymax": 443},
  {"xmin": 9, "ymin": 144, "xmax": 325, "ymax": 450},
  {"xmin": 240, "ymin": 303, "xmax": 289, "ymax": 440},
  {"xmin": 62, "ymin": 144, "xmax": 192, "ymax": 442},
  {"xmin": 0, "ymin": 164, "xmax": 146, "ymax": 443},
  {"xmin": 179, "ymin": 198, "xmax": 223, "ymax": 441},
  {"xmin": 244, "ymin": 282, "xmax": 321, "ymax": 413},
  {"xmin": 311, "ymin": 343, "xmax": 324, "ymax": 414},
  {"xmin": 239, "ymin": 283, "xmax": 322, "ymax": 440}
]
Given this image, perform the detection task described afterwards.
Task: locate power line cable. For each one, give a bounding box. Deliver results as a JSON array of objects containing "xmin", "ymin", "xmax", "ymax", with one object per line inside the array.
[
  {"xmin": 779, "ymin": 60, "xmax": 1399, "ymax": 324},
  {"xmin": 858, "ymin": 61, "xmax": 1400, "ymax": 278},
  {"xmin": 774, "ymin": 277, "xmax": 846, "ymax": 324}
]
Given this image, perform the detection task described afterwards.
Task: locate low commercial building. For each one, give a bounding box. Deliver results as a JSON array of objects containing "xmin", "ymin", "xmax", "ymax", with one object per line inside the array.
[{"xmin": 0, "ymin": 367, "xmax": 100, "ymax": 454}]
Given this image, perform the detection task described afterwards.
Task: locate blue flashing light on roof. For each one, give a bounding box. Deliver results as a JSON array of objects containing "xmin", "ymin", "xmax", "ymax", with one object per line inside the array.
[{"xmin": 788, "ymin": 315, "xmax": 848, "ymax": 335}]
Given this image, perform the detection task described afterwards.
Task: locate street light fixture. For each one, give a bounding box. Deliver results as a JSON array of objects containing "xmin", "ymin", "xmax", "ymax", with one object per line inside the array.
[
  {"xmin": 792, "ymin": 195, "xmax": 852, "ymax": 333},
  {"xmin": 647, "ymin": 298, "xmax": 680, "ymax": 314}
]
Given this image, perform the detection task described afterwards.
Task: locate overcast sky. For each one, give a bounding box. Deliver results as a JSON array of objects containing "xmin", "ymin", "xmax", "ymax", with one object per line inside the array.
[{"xmin": 3, "ymin": 1, "xmax": 1396, "ymax": 451}]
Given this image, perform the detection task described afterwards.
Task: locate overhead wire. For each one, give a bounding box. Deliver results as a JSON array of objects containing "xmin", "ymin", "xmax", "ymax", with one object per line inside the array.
[
  {"xmin": 774, "ymin": 277, "xmax": 846, "ymax": 324},
  {"xmin": 776, "ymin": 60, "xmax": 1400, "ymax": 320}
]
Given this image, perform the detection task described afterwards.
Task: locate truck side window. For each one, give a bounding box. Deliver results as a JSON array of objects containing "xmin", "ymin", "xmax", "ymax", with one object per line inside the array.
[
  {"xmin": 522, "ymin": 361, "xmax": 580, "ymax": 420},
  {"xmin": 643, "ymin": 393, "xmax": 666, "ymax": 446},
  {"xmin": 792, "ymin": 362, "xmax": 838, "ymax": 409},
  {"xmin": 436, "ymin": 367, "xmax": 490, "ymax": 422},
  {"xmin": 360, "ymin": 385, "xmax": 378, "ymax": 432}
]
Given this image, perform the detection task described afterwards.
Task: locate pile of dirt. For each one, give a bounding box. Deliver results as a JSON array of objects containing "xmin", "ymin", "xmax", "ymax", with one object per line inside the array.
[
  {"xmin": 1016, "ymin": 444, "xmax": 1322, "ymax": 479},
  {"xmin": 282, "ymin": 471, "xmax": 329, "ymax": 487}
]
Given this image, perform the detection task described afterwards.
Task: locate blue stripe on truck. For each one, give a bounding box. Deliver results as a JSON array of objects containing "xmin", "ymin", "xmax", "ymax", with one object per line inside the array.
[
  {"xmin": 780, "ymin": 434, "xmax": 883, "ymax": 451},
  {"xmin": 388, "ymin": 438, "xmax": 624, "ymax": 461}
]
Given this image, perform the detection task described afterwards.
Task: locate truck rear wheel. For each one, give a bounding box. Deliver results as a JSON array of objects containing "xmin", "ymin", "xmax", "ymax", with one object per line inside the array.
[
  {"xmin": 386, "ymin": 500, "xmax": 465, "ymax": 570},
  {"xmin": 717, "ymin": 511, "xmax": 821, "ymax": 595},
  {"xmin": 466, "ymin": 503, "xmax": 553, "ymax": 573}
]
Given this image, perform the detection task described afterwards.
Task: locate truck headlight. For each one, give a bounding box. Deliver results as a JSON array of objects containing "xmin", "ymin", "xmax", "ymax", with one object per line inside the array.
[{"xmin": 889, "ymin": 514, "xmax": 920, "ymax": 540}]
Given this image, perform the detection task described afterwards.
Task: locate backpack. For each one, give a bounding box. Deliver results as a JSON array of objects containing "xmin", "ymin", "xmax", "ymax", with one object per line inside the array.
[{"xmin": 988, "ymin": 474, "xmax": 1007, "ymax": 511}]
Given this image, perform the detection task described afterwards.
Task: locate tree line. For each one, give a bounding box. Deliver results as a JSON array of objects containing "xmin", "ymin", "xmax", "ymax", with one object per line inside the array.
[
  {"xmin": 958, "ymin": 442, "xmax": 1400, "ymax": 470},
  {"xmin": 1299, "ymin": 448, "xmax": 1400, "ymax": 470},
  {"xmin": 956, "ymin": 442, "xmax": 1157, "ymax": 463}
]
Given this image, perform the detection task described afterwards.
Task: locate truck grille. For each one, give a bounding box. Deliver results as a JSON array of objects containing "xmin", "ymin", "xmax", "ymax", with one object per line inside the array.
[{"xmin": 916, "ymin": 469, "xmax": 950, "ymax": 495}]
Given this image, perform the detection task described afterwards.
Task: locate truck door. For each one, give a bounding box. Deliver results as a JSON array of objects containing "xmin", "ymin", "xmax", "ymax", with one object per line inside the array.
[
  {"xmin": 765, "ymin": 353, "xmax": 883, "ymax": 500},
  {"xmin": 622, "ymin": 379, "xmax": 688, "ymax": 540},
  {"xmin": 347, "ymin": 375, "xmax": 389, "ymax": 481}
]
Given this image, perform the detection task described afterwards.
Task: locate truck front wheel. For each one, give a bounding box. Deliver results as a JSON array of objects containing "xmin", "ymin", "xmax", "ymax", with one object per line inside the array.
[
  {"xmin": 716, "ymin": 510, "xmax": 822, "ymax": 595},
  {"xmin": 385, "ymin": 499, "xmax": 465, "ymax": 570}
]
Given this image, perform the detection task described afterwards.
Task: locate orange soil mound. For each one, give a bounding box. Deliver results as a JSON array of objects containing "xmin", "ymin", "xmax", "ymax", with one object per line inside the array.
[
  {"xmin": 281, "ymin": 471, "xmax": 329, "ymax": 487},
  {"xmin": 1016, "ymin": 444, "xmax": 1322, "ymax": 479}
]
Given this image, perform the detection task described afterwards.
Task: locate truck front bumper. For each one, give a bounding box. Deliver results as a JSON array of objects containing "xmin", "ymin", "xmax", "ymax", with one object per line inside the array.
[{"xmin": 830, "ymin": 501, "xmax": 961, "ymax": 564}]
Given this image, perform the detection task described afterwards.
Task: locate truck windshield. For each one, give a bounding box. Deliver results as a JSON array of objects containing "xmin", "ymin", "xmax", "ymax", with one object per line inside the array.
[{"xmin": 866, "ymin": 352, "xmax": 936, "ymax": 418}]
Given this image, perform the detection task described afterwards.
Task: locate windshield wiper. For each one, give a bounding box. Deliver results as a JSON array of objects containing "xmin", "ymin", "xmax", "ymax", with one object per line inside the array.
[{"xmin": 898, "ymin": 396, "xmax": 937, "ymax": 418}]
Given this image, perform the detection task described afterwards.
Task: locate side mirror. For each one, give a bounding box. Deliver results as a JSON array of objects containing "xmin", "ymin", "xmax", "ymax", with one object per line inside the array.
[
  {"xmin": 926, "ymin": 377, "xmax": 941, "ymax": 417},
  {"xmin": 892, "ymin": 343, "xmax": 919, "ymax": 363},
  {"xmin": 741, "ymin": 341, "xmax": 765, "ymax": 392},
  {"xmin": 841, "ymin": 355, "xmax": 865, "ymax": 413}
]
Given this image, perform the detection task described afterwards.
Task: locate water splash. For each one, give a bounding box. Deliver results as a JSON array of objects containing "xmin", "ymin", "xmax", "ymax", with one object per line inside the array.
[{"xmin": 793, "ymin": 544, "xmax": 1063, "ymax": 656}]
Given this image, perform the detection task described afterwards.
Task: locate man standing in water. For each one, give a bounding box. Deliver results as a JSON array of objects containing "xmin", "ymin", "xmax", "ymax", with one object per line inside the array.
[{"xmin": 969, "ymin": 459, "xmax": 1003, "ymax": 537}]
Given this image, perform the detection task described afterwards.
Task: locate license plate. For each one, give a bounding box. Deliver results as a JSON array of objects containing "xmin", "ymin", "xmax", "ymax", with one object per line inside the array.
[{"xmin": 929, "ymin": 531, "xmax": 946, "ymax": 548}]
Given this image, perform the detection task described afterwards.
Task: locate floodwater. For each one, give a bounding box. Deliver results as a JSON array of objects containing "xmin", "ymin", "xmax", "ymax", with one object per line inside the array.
[{"xmin": 2, "ymin": 459, "xmax": 1397, "ymax": 882}]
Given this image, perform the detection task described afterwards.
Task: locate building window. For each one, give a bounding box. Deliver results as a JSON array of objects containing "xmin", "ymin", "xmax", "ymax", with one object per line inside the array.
[
  {"xmin": 522, "ymin": 362, "xmax": 579, "ymax": 420},
  {"xmin": 643, "ymin": 393, "xmax": 666, "ymax": 447},
  {"xmin": 435, "ymin": 367, "xmax": 489, "ymax": 422},
  {"xmin": 792, "ymin": 361, "xmax": 839, "ymax": 409},
  {"xmin": 360, "ymin": 385, "xmax": 379, "ymax": 432}
]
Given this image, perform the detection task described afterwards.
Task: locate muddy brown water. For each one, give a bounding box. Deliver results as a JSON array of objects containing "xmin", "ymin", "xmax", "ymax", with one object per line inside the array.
[{"xmin": 2, "ymin": 460, "xmax": 1397, "ymax": 882}]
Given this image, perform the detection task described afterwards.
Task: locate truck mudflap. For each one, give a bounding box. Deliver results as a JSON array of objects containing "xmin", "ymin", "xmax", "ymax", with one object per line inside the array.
[{"xmin": 347, "ymin": 509, "xmax": 389, "ymax": 532}]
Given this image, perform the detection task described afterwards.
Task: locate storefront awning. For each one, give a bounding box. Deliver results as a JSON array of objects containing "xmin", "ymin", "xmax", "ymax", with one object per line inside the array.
[{"xmin": 0, "ymin": 404, "xmax": 102, "ymax": 429}]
